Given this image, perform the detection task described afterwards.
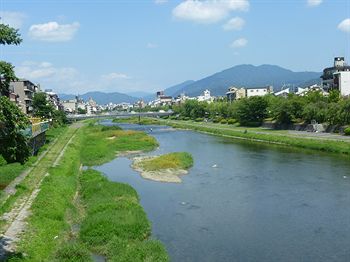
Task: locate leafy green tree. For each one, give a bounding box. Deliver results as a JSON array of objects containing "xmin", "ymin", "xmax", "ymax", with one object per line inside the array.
[
  {"xmin": 77, "ymin": 107, "xmax": 87, "ymax": 114},
  {"xmin": 234, "ymin": 96, "xmax": 268, "ymax": 126},
  {"xmin": 32, "ymin": 92, "xmax": 54, "ymax": 119},
  {"xmin": 0, "ymin": 23, "xmax": 22, "ymax": 97},
  {"xmin": 0, "ymin": 97, "xmax": 30, "ymax": 163},
  {"xmin": 52, "ymin": 110, "xmax": 68, "ymax": 126}
]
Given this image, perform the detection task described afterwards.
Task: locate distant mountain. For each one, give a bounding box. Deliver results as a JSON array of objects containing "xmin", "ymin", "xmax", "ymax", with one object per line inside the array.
[
  {"xmin": 170, "ymin": 64, "xmax": 321, "ymax": 97},
  {"xmin": 59, "ymin": 91, "xmax": 138, "ymax": 104}
]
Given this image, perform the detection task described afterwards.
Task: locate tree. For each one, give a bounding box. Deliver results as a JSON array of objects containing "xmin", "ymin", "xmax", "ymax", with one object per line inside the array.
[
  {"xmin": 32, "ymin": 92, "xmax": 54, "ymax": 119},
  {"xmin": 234, "ymin": 96, "xmax": 268, "ymax": 126},
  {"xmin": 0, "ymin": 23, "xmax": 22, "ymax": 97},
  {"xmin": 0, "ymin": 96, "xmax": 30, "ymax": 163},
  {"xmin": 0, "ymin": 22, "xmax": 29, "ymax": 163}
]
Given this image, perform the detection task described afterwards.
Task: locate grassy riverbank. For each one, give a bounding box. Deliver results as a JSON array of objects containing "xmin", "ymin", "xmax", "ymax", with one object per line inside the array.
[
  {"xmin": 149, "ymin": 119, "xmax": 350, "ymax": 155},
  {"xmin": 0, "ymin": 126, "xmax": 67, "ymax": 192},
  {"xmin": 137, "ymin": 152, "xmax": 193, "ymax": 171},
  {"xmin": 7, "ymin": 122, "xmax": 168, "ymax": 261}
]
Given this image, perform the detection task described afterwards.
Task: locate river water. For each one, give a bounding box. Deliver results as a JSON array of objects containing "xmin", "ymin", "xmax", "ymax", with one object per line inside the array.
[{"xmin": 96, "ymin": 120, "xmax": 350, "ymax": 262}]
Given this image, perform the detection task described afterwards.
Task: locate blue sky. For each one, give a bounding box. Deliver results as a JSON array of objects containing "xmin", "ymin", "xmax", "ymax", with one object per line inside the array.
[{"xmin": 1, "ymin": 0, "xmax": 349, "ymax": 95}]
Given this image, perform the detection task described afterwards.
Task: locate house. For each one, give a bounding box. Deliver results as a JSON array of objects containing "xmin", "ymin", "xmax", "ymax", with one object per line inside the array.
[
  {"xmin": 10, "ymin": 79, "xmax": 39, "ymax": 114},
  {"xmin": 333, "ymin": 71, "xmax": 350, "ymax": 97}
]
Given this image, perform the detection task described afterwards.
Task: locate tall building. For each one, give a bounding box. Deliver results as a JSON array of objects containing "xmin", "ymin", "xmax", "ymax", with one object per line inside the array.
[
  {"xmin": 10, "ymin": 79, "xmax": 39, "ymax": 114},
  {"xmin": 321, "ymin": 57, "xmax": 350, "ymax": 93}
]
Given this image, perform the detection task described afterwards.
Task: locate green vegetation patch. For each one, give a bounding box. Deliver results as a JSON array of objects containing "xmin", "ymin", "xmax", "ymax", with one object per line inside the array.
[
  {"xmin": 138, "ymin": 152, "xmax": 193, "ymax": 172},
  {"xmin": 79, "ymin": 169, "xmax": 168, "ymax": 261},
  {"xmin": 80, "ymin": 125, "xmax": 158, "ymax": 166},
  {"xmin": 112, "ymin": 117, "xmax": 161, "ymax": 125}
]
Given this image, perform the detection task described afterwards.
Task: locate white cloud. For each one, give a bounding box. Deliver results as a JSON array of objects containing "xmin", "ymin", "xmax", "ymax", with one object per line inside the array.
[
  {"xmin": 307, "ymin": 0, "xmax": 322, "ymax": 7},
  {"xmin": 338, "ymin": 18, "xmax": 350, "ymax": 33},
  {"xmin": 102, "ymin": 72, "xmax": 130, "ymax": 81},
  {"xmin": 28, "ymin": 21, "xmax": 80, "ymax": 42},
  {"xmin": 230, "ymin": 38, "xmax": 248, "ymax": 48},
  {"xmin": 147, "ymin": 42, "xmax": 158, "ymax": 48},
  {"xmin": 0, "ymin": 11, "xmax": 25, "ymax": 28},
  {"xmin": 172, "ymin": 0, "xmax": 249, "ymax": 24},
  {"xmin": 223, "ymin": 17, "xmax": 245, "ymax": 31},
  {"xmin": 16, "ymin": 61, "xmax": 78, "ymax": 81},
  {"xmin": 154, "ymin": 0, "xmax": 168, "ymax": 4}
]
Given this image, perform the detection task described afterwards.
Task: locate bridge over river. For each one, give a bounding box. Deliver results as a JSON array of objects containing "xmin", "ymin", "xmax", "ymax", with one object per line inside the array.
[{"xmin": 67, "ymin": 111, "xmax": 173, "ymax": 121}]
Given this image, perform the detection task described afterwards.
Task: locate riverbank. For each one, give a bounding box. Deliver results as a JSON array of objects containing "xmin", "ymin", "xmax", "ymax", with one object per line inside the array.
[
  {"xmin": 132, "ymin": 152, "xmax": 193, "ymax": 183},
  {"xmin": 2, "ymin": 122, "xmax": 168, "ymax": 261},
  {"xmin": 150, "ymin": 119, "xmax": 350, "ymax": 156}
]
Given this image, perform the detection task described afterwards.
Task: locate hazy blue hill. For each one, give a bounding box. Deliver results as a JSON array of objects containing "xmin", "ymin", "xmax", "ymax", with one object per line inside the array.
[
  {"xmin": 175, "ymin": 64, "xmax": 321, "ymax": 97},
  {"xmin": 142, "ymin": 80, "xmax": 195, "ymax": 102},
  {"xmin": 59, "ymin": 91, "xmax": 138, "ymax": 104},
  {"xmin": 163, "ymin": 80, "xmax": 195, "ymax": 97}
]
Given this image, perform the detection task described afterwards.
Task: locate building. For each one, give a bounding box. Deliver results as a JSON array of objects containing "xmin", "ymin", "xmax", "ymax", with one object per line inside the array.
[
  {"xmin": 10, "ymin": 79, "xmax": 39, "ymax": 114},
  {"xmin": 246, "ymin": 86, "xmax": 273, "ymax": 98},
  {"xmin": 321, "ymin": 57, "xmax": 350, "ymax": 93},
  {"xmin": 334, "ymin": 71, "xmax": 350, "ymax": 97},
  {"xmin": 226, "ymin": 87, "xmax": 247, "ymax": 101},
  {"xmin": 197, "ymin": 89, "xmax": 214, "ymax": 103},
  {"xmin": 44, "ymin": 89, "xmax": 62, "ymax": 111},
  {"xmin": 226, "ymin": 86, "xmax": 272, "ymax": 101},
  {"xmin": 62, "ymin": 99, "xmax": 77, "ymax": 113}
]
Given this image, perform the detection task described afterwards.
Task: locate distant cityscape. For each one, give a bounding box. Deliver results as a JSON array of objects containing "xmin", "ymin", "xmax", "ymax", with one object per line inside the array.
[{"xmin": 7, "ymin": 57, "xmax": 350, "ymax": 117}]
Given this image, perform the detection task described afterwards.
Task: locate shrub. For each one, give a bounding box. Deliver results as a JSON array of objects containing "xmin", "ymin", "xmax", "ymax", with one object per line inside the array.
[
  {"xmin": 101, "ymin": 125, "xmax": 122, "ymax": 131},
  {"xmin": 220, "ymin": 119, "xmax": 227, "ymax": 124},
  {"xmin": 195, "ymin": 118, "xmax": 204, "ymax": 122},
  {"xmin": 227, "ymin": 119, "xmax": 236, "ymax": 125},
  {"xmin": 183, "ymin": 117, "xmax": 190, "ymax": 121},
  {"xmin": 212, "ymin": 117, "xmax": 222, "ymax": 123},
  {"xmin": 344, "ymin": 127, "xmax": 350, "ymax": 136}
]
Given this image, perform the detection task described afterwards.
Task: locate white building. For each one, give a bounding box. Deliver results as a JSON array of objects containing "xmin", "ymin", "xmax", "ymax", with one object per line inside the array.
[
  {"xmin": 246, "ymin": 86, "xmax": 273, "ymax": 98},
  {"xmin": 62, "ymin": 99, "xmax": 77, "ymax": 113},
  {"xmin": 197, "ymin": 89, "xmax": 214, "ymax": 103},
  {"xmin": 334, "ymin": 71, "xmax": 350, "ymax": 97}
]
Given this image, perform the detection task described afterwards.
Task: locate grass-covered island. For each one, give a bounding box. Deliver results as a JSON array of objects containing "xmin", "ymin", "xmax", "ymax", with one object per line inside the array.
[{"xmin": 132, "ymin": 152, "xmax": 193, "ymax": 183}]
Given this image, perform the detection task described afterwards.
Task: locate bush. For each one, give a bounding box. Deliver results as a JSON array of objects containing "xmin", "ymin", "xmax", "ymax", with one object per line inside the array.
[
  {"xmin": 183, "ymin": 117, "xmax": 190, "ymax": 121},
  {"xmin": 344, "ymin": 127, "xmax": 350, "ymax": 136},
  {"xmin": 101, "ymin": 125, "xmax": 122, "ymax": 131},
  {"xmin": 227, "ymin": 119, "xmax": 236, "ymax": 125},
  {"xmin": 212, "ymin": 117, "xmax": 222, "ymax": 123},
  {"xmin": 195, "ymin": 118, "xmax": 204, "ymax": 122},
  {"xmin": 220, "ymin": 119, "xmax": 227, "ymax": 124}
]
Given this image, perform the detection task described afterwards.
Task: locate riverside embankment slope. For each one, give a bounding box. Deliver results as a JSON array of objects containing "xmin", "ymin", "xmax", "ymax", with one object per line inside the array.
[{"xmin": 0, "ymin": 122, "xmax": 168, "ymax": 261}]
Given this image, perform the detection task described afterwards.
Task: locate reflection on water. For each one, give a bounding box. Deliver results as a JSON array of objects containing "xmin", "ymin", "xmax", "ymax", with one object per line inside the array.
[{"xmin": 96, "ymin": 120, "xmax": 350, "ymax": 262}]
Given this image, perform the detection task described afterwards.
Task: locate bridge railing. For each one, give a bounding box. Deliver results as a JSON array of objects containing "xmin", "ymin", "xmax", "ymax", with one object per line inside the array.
[{"xmin": 22, "ymin": 121, "xmax": 50, "ymax": 138}]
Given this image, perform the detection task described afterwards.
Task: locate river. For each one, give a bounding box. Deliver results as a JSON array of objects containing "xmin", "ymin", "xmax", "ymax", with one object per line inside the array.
[{"xmin": 96, "ymin": 120, "xmax": 350, "ymax": 262}]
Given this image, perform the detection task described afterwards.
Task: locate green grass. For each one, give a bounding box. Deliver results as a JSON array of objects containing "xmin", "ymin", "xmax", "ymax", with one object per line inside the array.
[
  {"xmin": 8, "ymin": 123, "xmax": 168, "ymax": 261},
  {"xmin": 138, "ymin": 152, "xmax": 193, "ymax": 171},
  {"xmin": 79, "ymin": 169, "xmax": 168, "ymax": 261},
  {"xmin": 0, "ymin": 126, "xmax": 67, "ymax": 191},
  {"xmin": 80, "ymin": 125, "xmax": 158, "ymax": 166},
  {"xmin": 112, "ymin": 117, "xmax": 161, "ymax": 125},
  {"xmin": 14, "ymin": 131, "xmax": 82, "ymax": 261}
]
